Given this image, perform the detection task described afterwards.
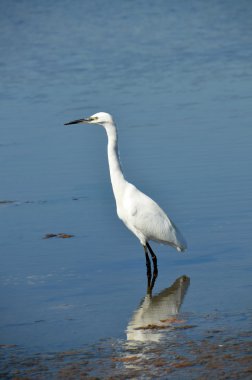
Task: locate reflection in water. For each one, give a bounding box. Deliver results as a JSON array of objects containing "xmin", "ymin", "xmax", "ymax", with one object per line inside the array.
[{"xmin": 127, "ymin": 275, "xmax": 190, "ymax": 342}]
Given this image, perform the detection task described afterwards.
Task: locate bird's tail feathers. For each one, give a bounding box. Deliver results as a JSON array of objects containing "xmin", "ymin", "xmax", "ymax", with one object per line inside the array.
[
  {"xmin": 176, "ymin": 244, "xmax": 187, "ymax": 252},
  {"xmin": 170, "ymin": 220, "xmax": 187, "ymax": 252}
]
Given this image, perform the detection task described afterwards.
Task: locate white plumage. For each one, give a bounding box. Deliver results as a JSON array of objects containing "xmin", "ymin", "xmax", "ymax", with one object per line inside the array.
[
  {"xmin": 65, "ymin": 112, "xmax": 187, "ymax": 281},
  {"xmin": 117, "ymin": 181, "xmax": 186, "ymax": 251}
]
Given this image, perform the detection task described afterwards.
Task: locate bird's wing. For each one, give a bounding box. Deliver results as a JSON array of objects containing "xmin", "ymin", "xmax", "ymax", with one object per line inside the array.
[{"xmin": 123, "ymin": 184, "xmax": 187, "ymax": 250}]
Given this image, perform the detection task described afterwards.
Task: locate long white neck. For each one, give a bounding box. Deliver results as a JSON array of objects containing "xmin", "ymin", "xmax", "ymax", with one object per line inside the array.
[{"xmin": 104, "ymin": 122, "xmax": 127, "ymax": 204}]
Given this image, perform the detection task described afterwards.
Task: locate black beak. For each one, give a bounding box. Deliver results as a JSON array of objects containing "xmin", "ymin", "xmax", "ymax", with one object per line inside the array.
[{"xmin": 64, "ymin": 118, "xmax": 91, "ymax": 126}]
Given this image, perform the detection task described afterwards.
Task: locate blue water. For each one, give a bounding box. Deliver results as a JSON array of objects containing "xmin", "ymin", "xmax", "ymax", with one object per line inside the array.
[{"xmin": 0, "ymin": 0, "xmax": 252, "ymax": 355}]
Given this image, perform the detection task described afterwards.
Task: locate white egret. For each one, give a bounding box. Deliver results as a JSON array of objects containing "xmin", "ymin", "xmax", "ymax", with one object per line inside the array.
[{"xmin": 65, "ymin": 112, "xmax": 187, "ymax": 284}]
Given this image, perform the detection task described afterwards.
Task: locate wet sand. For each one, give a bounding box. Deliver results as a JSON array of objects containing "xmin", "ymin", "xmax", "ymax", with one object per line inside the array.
[{"xmin": 1, "ymin": 311, "xmax": 251, "ymax": 379}]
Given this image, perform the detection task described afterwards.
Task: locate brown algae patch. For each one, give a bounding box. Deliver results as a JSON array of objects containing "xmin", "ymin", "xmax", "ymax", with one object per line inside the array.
[
  {"xmin": 43, "ymin": 233, "xmax": 74, "ymax": 239},
  {"xmin": 112, "ymin": 356, "xmax": 140, "ymax": 362}
]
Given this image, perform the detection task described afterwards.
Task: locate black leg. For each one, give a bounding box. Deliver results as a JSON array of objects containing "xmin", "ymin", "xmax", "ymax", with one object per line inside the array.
[
  {"xmin": 146, "ymin": 242, "xmax": 158, "ymax": 290},
  {"xmin": 143, "ymin": 245, "xmax": 152, "ymax": 293}
]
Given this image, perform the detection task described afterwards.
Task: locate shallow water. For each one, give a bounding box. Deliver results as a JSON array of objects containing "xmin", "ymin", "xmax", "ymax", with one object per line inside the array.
[{"xmin": 1, "ymin": 0, "xmax": 252, "ymax": 378}]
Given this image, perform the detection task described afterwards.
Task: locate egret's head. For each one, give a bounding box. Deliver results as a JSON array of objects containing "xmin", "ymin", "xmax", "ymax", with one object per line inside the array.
[{"xmin": 64, "ymin": 112, "xmax": 114, "ymax": 126}]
